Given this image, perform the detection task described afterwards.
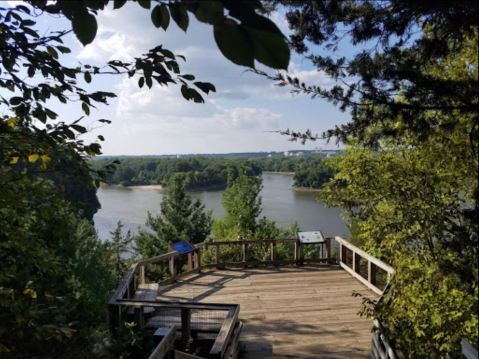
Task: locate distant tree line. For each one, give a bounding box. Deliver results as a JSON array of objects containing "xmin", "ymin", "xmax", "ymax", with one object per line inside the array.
[{"xmin": 91, "ymin": 155, "xmax": 337, "ymax": 190}]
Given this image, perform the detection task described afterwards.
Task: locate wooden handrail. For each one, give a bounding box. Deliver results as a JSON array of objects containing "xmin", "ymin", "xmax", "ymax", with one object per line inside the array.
[
  {"xmin": 333, "ymin": 236, "xmax": 393, "ymax": 295},
  {"xmin": 137, "ymin": 243, "xmax": 204, "ymax": 265},
  {"xmin": 372, "ymin": 320, "xmax": 397, "ymax": 359},
  {"xmin": 148, "ymin": 327, "xmax": 176, "ymax": 359},
  {"xmin": 209, "ymin": 305, "xmax": 240, "ymax": 359},
  {"xmin": 334, "ymin": 236, "xmax": 393, "ymax": 274},
  {"xmin": 206, "ymin": 238, "xmax": 294, "ymax": 245}
]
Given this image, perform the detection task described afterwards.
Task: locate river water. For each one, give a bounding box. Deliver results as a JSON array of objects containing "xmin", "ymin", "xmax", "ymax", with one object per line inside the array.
[{"xmin": 93, "ymin": 173, "xmax": 349, "ymax": 241}]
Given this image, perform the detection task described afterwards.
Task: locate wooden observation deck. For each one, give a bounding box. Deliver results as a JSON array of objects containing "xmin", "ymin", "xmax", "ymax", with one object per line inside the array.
[{"xmin": 109, "ymin": 237, "xmax": 395, "ymax": 359}]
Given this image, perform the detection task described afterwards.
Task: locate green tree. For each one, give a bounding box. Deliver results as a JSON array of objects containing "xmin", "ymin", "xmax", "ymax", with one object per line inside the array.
[
  {"xmin": 1, "ymin": 2, "xmax": 290, "ymax": 357},
  {"xmin": 265, "ymin": 1, "xmax": 478, "ymax": 147},
  {"xmin": 0, "ymin": 177, "xmax": 117, "ymax": 356},
  {"xmin": 212, "ymin": 171, "xmax": 263, "ymax": 240},
  {"xmin": 320, "ymin": 35, "xmax": 478, "ymax": 357},
  {"xmin": 108, "ymin": 221, "xmax": 134, "ymax": 280},
  {"xmin": 136, "ymin": 174, "xmax": 212, "ymax": 258},
  {"xmin": 212, "ymin": 170, "xmax": 295, "ymax": 241}
]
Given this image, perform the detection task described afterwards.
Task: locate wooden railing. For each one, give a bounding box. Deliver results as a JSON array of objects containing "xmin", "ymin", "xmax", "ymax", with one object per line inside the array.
[
  {"xmin": 109, "ymin": 243, "xmax": 204, "ymax": 304},
  {"xmin": 333, "ymin": 236, "xmax": 394, "ymax": 295},
  {"xmin": 331, "ymin": 237, "xmax": 396, "ymax": 358},
  {"xmin": 203, "ymin": 237, "xmax": 332, "ymax": 267},
  {"xmin": 148, "ymin": 327, "xmax": 176, "ymax": 359},
  {"xmin": 108, "ymin": 241, "xmax": 243, "ymax": 359},
  {"xmin": 109, "ymin": 236, "xmax": 397, "ymax": 358}
]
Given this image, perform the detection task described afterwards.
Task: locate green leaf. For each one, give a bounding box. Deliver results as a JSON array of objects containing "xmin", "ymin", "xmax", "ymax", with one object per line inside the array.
[
  {"xmin": 57, "ymin": 46, "xmax": 71, "ymax": 54},
  {"xmin": 151, "ymin": 5, "xmax": 162, "ymax": 28},
  {"xmin": 45, "ymin": 108, "xmax": 57, "ymax": 119},
  {"xmin": 113, "ymin": 0, "xmax": 128, "ymax": 9},
  {"xmin": 159, "ymin": 5, "xmax": 170, "ymax": 31},
  {"xmin": 194, "ymin": 81, "xmax": 216, "ymax": 94},
  {"xmin": 169, "ymin": 3, "xmax": 189, "ymax": 32},
  {"xmin": 9, "ymin": 97, "xmax": 23, "ymax": 106},
  {"xmin": 138, "ymin": 77, "xmax": 145, "ymax": 88},
  {"xmin": 46, "ymin": 46, "xmax": 58, "ymax": 59},
  {"xmin": 71, "ymin": 124, "xmax": 87, "ymax": 134},
  {"xmin": 145, "ymin": 76, "xmax": 152, "ymax": 88},
  {"xmin": 158, "ymin": 47, "xmax": 175, "ymax": 59},
  {"xmin": 137, "ymin": 0, "xmax": 150, "ymax": 10},
  {"xmin": 82, "ymin": 102, "xmax": 90, "ymax": 115},
  {"xmin": 195, "ymin": 1, "xmax": 223, "ymax": 25},
  {"xmin": 72, "ymin": 12, "xmax": 98, "ymax": 46},
  {"xmin": 181, "ymin": 74, "xmax": 195, "ymax": 81},
  {"xmin": 151, "ymin": 5, "xmax": 170, "ymax": 31},
  {"xmin": 84, "ymin": 71, "xmax": 92, "ymax": 83},
  {"xmin": 214, "ymin": 20, "xmax": 254, "ymax": 68},
  {"xmin": 27, "ymin": 66, "xmax": 35, "ymax": 78},
  {"xmin": 246, "ymin": 25, "xmax": 290, "ymax": 70},
  {"xmin": 180, "ymin": 85, "xmax": 204, "ymax": 103}
]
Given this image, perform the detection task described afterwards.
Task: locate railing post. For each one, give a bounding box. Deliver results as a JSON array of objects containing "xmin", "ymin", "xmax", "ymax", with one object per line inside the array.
[
  {"xmin": 271, "ymin": 241, "xmax": 277, "ymax": 265},
  {"xmin": 139, "ymin": 265, "xmax": 145, "ymax": 285},
  {"xmin": 169, "ymin": 255, "xmax": 176, "ymax": 279},
  {"xmin": 194, "ymin": 248, "xmax": 201, "ymax": 273},
  {"xmin": 371, "ymin": 262, "xmax": 377, "ymax": 286},
  {"xmin": 181, "ymin": 308, "xmax": 191, "ymax": 350},
  {"xmin": 339, "ymin": 243, "xmax": 343, "ymax": 263},
  {"xmin": 294, "ymin": 241, "xmax": 298, "ymax": 264},
  {"xmin": 187, "ymin": 252, "xmax": 193, "ymax": 271},
  {"xmin": 367, "ymin": 260, "xmax": 372, "ymax": 285},
  {"xmin": 134, "ymin": 306, "xmax": 145, "ymax": 328},
  {"xmin": 299, "ymin": 243, "xmax": 304, "ymax": 266},
  {"xmin": 352, "ymin": 249, "xmax": 356, "ymax": 272},
  {"xmin": 241, "ymin": 243, "xmax": 247, "ymax": 268},
  {"xmin": 215, "ymin": 244, "xmax": 219, "ymax": 267},
  {"xmin": 325, "ymin": 237, "xmax": 331, "ymax": 263}
]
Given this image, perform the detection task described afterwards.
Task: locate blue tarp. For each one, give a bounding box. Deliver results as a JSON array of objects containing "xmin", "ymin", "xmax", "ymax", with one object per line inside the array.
[{"xmin": 171, "ymin": 240, "xmax": 194, "ymax": 253}]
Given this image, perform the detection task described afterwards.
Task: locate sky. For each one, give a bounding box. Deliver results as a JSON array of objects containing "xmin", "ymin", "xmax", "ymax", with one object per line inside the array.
[{"xmin": 6, "ymin": 1, "xmax": 352, "ymax": 155}]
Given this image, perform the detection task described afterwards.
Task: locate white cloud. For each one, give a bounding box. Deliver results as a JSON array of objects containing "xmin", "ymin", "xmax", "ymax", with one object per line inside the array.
[
  {"xmin": 77, "ymin": 30, "xmax": 141, "ymax": 62},
  {"xmin": 37, "ymin": 3, "xmax": 347, "ymax": 154}
]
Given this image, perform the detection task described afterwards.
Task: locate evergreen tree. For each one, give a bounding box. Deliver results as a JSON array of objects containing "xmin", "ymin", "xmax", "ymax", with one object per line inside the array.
[
  {"xmin": 136, "ymin": 174, "xmax": 212, "ymax": 258},
  {"xmin": 108, "ymin": 221, "xmax": 134, "ymax": 280},
  {"xmin": 212, "ymin": 172, "xmax": 263, "ymax": 240}
]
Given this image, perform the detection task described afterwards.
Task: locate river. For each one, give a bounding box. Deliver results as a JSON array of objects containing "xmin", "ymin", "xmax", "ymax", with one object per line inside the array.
[{"xmin": 93, "ymin": 173, "xmax": 349, "ymax": 240}]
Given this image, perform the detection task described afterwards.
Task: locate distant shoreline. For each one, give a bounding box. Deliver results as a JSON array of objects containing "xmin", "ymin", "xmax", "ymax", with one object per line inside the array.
[
  {"xmin": 293, "ymin": 187, "xmax": 322, "ymax": 193},
  {"xmin": 99, "ymin": 183, "xmax": 227, "ymax": 192},
  {"xmin": 100, "ymin": 183, "xmax": 164, "ymax": 191},
  {"xmin": 263, "ymin": 171, "xmax": 295, "ymax": 175}
]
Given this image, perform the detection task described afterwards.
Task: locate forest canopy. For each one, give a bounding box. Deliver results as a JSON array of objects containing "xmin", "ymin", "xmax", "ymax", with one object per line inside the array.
[{"xmin": 91, "ymin": 154, "xmax": 337, "ymax": 190}]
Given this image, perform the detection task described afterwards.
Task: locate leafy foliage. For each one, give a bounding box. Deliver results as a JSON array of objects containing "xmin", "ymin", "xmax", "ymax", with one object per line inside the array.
[
  {"xmin": 212, "ymin": 171, "xmax": 295, "ymax": 241},
  {"xmin": 136, "ymin": 174, "xmax": 212, "ymax": 258},
  {"xmin": 0, "ymin": 177, "xmax": 117, "ymax": 356},
  {"xmin": 92, "ymin": 156, "xmax": 262, "ymax": 189},
  {"xmin": 25, "ymin": 0, "xmax": 290, "ymax": 69},
  {"xmin": 108, "ymin": 221, "xmax": 135, "ymax": 280},
  {"xmin": 0, "ymin": 1, "xmax": 290, "ymax": 357},
  {"xmin": 321, "ymin": 141, "xmax": 478, "ymax": 356},
  {"xmin": 92, "ymin": 154, "xmax": 337, "ymax": 189},
  {"xmin": 264, "ymin": 0, "xmax": 478, "ymax": 147},
  {"xmin": 213, "ymin": 172, "xmax": 263, "ymax": 240},
  {"xmin": 293, "ymin": 157, "xmax": 336, "ymax": 189}
]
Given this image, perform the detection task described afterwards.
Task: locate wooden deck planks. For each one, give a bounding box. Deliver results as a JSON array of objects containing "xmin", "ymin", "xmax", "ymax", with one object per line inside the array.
[{"xmin": 156, "ymin": 265, "xmax": 377, "ymax": 359}]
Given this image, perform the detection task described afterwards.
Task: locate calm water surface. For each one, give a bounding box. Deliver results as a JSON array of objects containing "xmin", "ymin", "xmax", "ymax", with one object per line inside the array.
[{"xmin": 94, "ymin": 174, "xmax": 349, "ymax": 240}]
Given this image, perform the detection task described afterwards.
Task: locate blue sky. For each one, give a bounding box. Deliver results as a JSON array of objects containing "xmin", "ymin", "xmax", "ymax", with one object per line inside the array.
[{"xmin": 7, "ymin": 1, "xmax": 352, "ymax": 155}]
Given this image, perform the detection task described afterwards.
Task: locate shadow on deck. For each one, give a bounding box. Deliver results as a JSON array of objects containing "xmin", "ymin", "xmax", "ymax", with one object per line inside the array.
[{"xmin": 155, "ymin": 266, "xmax": 377, "ymax": 359}]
